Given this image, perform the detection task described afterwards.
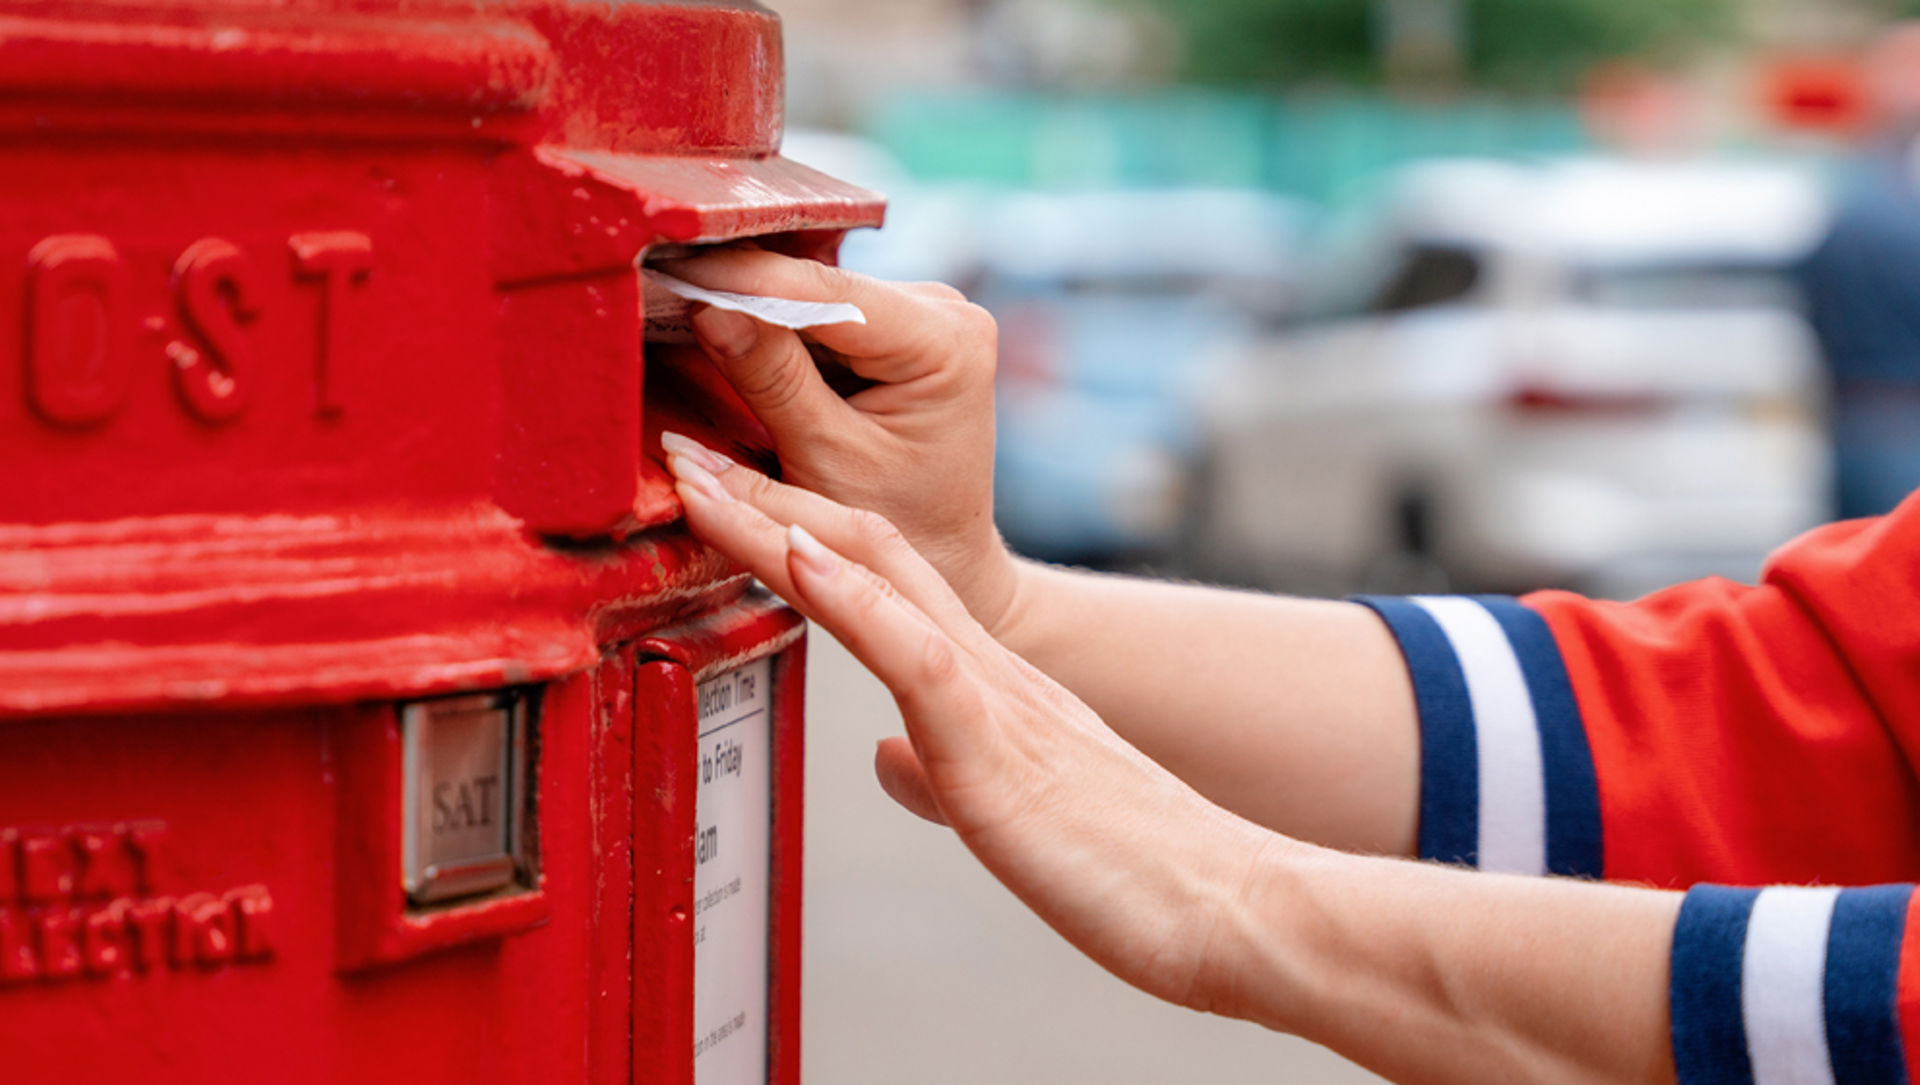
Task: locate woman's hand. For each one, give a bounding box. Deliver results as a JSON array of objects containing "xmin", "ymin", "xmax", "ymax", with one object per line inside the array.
[
  {"xmin": 656, "ymin": 249, "xmax": 1020, "ymax": 635},
  {"xmin": 664, "ymin": 435, "xmax": 1277, "ymax": 1012}
]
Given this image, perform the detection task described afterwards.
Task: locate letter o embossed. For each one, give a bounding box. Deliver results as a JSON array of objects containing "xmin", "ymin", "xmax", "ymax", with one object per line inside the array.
[{"xmin": 23, "ymin": 235, "xmax": 132, "ymax": 427}]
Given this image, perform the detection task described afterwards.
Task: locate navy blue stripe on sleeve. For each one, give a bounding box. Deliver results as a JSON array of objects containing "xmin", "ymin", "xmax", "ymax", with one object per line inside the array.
[
  {"xmin": 1824, "ymin": 884, "xmax": 1913, "ymax": 1085},
  {"xmin": 1353, "ymin": 596, "xmax": 1478, "ymax": 868},
  {"xmin": 1671, "ymin": 885, "xmax": 1760, "ymax": 1085},
  {"xmin": 1473, "ymin": 596, "xmax": 1603, "ymax": 880}
]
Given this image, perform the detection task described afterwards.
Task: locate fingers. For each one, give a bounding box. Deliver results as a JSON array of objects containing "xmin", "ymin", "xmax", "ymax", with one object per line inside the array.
[
  {"xmin": 664, "ymin": 448, "xmax": 830, "ymax": 622},
  {"xmin": 781, "ymin": 523, "xmax": 990, "ymax": 768},
  {"xmin": 662, "ymin": 432, "xmax": 978, "ymax": 633},
  {"xmin": 899, "ymin": 281, "xmax": 968, "ymax": 302},
  {"xmin": 669, "ymin": 444, "xmax": 963, "ymax": 640},
  {"xmin": 875, "ymin": 737, "xmax": 947, "ymax": 825},
  {"xmin": 688, "ymin": 308, "xmax": 860, "ymax": 447},
  {"xmin": 658, "ymin": 248, "xmax": 992, "ymax": 384},
  {"xmin": 671, "ymin": 455, "xmax": 996, "ymax": 810}
]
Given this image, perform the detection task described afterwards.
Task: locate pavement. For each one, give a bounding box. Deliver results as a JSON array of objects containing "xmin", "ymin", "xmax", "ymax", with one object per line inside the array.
[{"xmin": 801, "ymin": 631, "xmax": 1388, "ymax": 1084}]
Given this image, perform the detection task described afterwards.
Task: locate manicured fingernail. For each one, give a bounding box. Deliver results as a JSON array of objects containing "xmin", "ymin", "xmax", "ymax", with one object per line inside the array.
[
  {"xmin": 672, "ymin": 456, "xmax": 733, "ymax": 504},
  {"xmin": 787, "ymin": 523, "xmax": 839, "ymax": 579},
  {"xmin": 661, "ymin": 430, "xmax": 733, "ymax": 474},
  {"xmin": 692, "ymin": 306, "xmax": 758, "ymax": 359}
]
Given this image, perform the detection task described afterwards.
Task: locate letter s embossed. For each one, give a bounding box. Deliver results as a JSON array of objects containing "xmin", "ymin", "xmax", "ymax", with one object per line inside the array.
[{"xmin": 170, "ymin": 238, "xmax": 260, "ymax": 424}]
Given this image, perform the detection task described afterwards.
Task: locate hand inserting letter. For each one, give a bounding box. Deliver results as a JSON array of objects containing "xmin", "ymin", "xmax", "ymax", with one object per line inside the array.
[{"xmin": 654, "ymin": 250, "xmax": 1019, "ymax": 638}]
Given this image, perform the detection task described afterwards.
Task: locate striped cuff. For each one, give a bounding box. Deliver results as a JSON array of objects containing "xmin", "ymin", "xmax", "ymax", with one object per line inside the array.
[
  {"xmin": 1353, "ymin": 595, "xmax": 1602, "ymax": 877},
  {"xmin": 1671, "ymin": 884, "xmax": 1920, "ymax": 1085}
]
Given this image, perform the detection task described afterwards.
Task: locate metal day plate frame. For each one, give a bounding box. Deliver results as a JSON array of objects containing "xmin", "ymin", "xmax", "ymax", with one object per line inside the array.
[
  {"xmin": 332, "ymin": 689, "xmax": 551, "ymax": 973},
  {"xmin": 400, "ymin": 691, "xmax": 534, "ymax": 905},
  {"xmin": 630, "ymin": 591, "xmax": 806, "ymax": 1085}
]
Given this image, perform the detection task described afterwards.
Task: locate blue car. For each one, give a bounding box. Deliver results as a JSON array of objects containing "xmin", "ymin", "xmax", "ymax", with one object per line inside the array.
[{"xmin": 975, "ymin": 188, "xmax": 1307, "ymax": 564}]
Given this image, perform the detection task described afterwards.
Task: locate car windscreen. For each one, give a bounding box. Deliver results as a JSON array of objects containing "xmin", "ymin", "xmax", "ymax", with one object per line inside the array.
[
  {"xmin": 1570, "ymin": 262, "xmax": 1802, "ymax": 310},
  {"xmin": 1370, "ymin": 243, "xmax": 1484, "ymax": 313},
  {"xmin": 1286, "ymin": 240, "xmax": 1487, "ymax": 326}
]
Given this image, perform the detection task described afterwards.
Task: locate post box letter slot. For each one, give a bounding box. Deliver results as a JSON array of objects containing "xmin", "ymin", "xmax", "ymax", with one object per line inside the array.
[{"xmin": 400, "ymin": 690, "xmax": 534, "ymax": 906}]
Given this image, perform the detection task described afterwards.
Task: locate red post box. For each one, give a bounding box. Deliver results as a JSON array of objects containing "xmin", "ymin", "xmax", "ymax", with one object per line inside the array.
[{"xmin": 0, "ymin": 1, "xmax": 881, "ymax": 1079}]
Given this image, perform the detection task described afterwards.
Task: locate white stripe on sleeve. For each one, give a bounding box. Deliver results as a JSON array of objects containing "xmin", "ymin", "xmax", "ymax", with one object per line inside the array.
[
  {"xmin": 1411, "ymin": 596, "xmax": 1546, "ymax": 876},
  {"xmin": 1743, "ymin": 886, "xmax": 1841, "ymax": 1085}
]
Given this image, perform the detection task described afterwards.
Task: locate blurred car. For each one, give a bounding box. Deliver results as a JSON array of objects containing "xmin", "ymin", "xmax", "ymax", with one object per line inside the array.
[
  {"xmin": 976, "ymin": 188, "xmax": 1309, "ymax": 565},
  {"xmin": 1185, "ymin": 157, "xmax": 1833, "ymax": 598}
]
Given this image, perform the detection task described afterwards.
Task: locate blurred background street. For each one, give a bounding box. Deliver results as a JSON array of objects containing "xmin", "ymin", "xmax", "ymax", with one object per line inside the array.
[{"xmin": 780, "ymin": 0, "xmax": 1920, "ymax": 1077}]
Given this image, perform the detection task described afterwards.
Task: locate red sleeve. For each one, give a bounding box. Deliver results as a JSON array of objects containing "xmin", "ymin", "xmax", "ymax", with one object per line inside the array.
[
  {"xmin": 1527, "ymin": 492, "xmax": 1920, "ymax": 888},
  {"xmin": 1361, "ymin": 497, "xmax": 1920, "ymax": 1083}
]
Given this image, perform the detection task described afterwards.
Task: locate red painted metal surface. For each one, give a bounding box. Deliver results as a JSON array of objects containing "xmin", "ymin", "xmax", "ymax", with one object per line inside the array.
[{"xmin": 0, "ymin": 0, "xmax": 878, "ymax": 1077}]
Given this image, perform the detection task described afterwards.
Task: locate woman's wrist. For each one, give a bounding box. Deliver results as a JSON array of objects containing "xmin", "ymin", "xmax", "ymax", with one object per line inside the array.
[
  {"xmin": 970, "ymin": 543, "xmax": 1039, "ymax": 645},
  {"xmin": 1204, "ymin": 841, "xmax": 1686, "ymax": 1085},
  {"xmin": 1192, "ymin": 834, "xmax": 1345, "ymax": 1031}
]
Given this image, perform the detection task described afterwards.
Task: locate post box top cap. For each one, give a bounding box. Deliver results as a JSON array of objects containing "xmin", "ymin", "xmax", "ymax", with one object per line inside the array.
[{"xmin": 0, "ymin": 0, "xmax": 787, "ymax": 153}]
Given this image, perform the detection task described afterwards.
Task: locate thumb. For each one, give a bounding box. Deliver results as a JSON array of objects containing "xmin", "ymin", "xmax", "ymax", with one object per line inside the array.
[
  {"xmin": 875, "ymin": 737, "xmax": 947, "ymax": 826},
  {"xmin": 692, "ymin": 306, "xmax": 855, "ymax": 444}
]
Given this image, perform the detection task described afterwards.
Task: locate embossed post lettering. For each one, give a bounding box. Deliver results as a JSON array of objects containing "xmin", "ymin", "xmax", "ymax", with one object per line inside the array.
[
  {"xmin": 81, "ymin": 904, "xmax": 127, "ymax": 976},
  {"xmin": 122, "ymin": 897, "xmax": 173, "ymax": 973},
  {"xmin": 23, "ymin": 235, "xmax": 131, "ymax": 426},
  {"xmin": 21, "ymin": 232, "xmax": 377, "ymax": 428},
  {"xmin": 170, "ymin": 238, "xmax": 261, "ymax": 424},
  {"xmin": 290, "ymin": 231, "xmax": 373, "ymax": 415},
  {"xmin": 70, "ymin": 825, "xmax": 131, "ymax": 899},
  {"xmin": 172, "ymin": 892, "xmax": 236, "ymax": 966},
  {"xmin": 0, "ymin": 821, "xmax": 271, "ymax": 985},
  {"xmin": 226, "ymin": 884, "xmax": 273, "ymax": 960},
  {"xmin": 18, "ymin": 831, "xmax": 72, "ymax": 904},
  {"xmin": 35, "ymin": 909, "xmax": 80, "ymax": 979},
  {"xmin": 0, "ymin": 908, "xmax": 34, "ymax": 980},
  {"xmin": 123, "ymin": 819, "xmax": 165, "ymax": 893}
]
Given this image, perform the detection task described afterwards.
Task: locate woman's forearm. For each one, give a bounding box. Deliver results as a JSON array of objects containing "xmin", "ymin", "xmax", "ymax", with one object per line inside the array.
[
  {"xmin": 995, "ymin": 559, "xmax": 1423, "ymax": 856},
  {"xmin": 999, "ymin": 561, "xmax": 1684, "ymax": 1083},
  {"xmin": 1220, "ymin": 847, "xmax": 1682, "ymax": 1085}
]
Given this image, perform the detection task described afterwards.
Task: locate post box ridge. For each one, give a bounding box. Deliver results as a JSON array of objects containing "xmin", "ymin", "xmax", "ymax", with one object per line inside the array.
[{"xmin": 0, "ymin": 506, "xmax": 754, "ymax": 716}]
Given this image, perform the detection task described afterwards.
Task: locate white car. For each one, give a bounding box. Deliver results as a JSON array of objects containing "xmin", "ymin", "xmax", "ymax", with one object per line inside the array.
[{"xmin": 1185, "ymin": 157, "xmax": 1833, "ymax": 598}]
